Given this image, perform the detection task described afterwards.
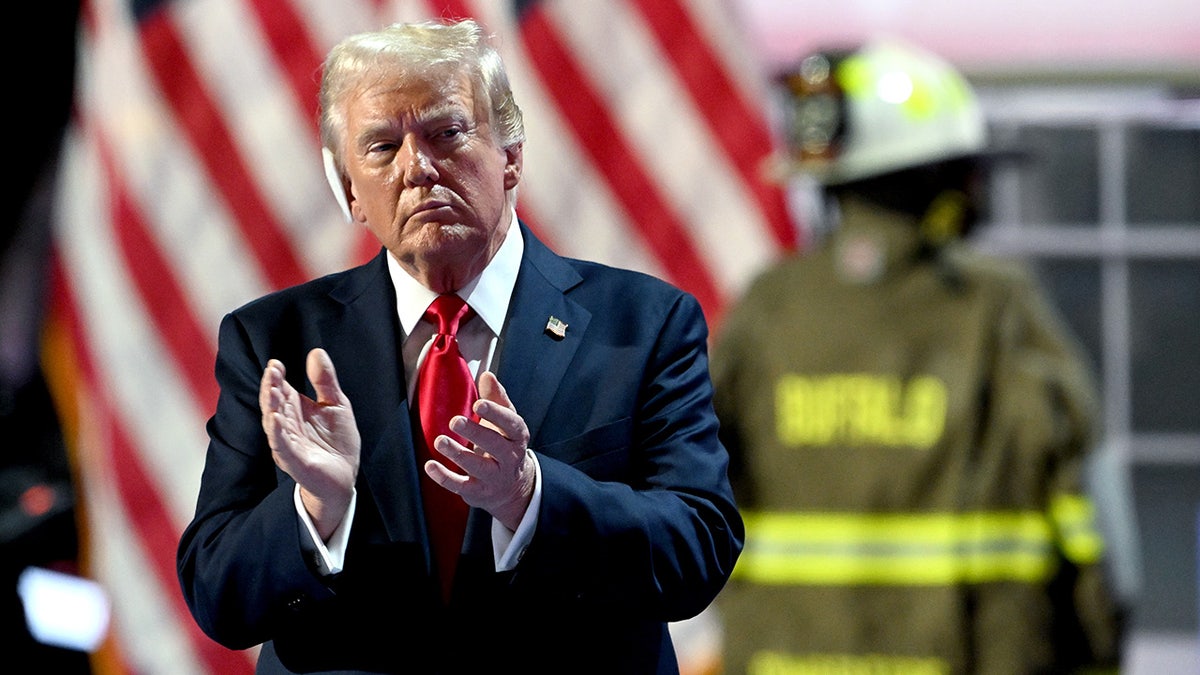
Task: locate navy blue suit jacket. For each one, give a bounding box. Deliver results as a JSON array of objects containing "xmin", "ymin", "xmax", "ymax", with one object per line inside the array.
[{"xmin": 177, "ymin": 225, "xmax": 743, "ymax": 674}]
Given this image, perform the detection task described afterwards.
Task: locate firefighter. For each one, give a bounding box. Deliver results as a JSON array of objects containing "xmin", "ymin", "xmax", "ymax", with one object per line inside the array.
[{"xmin": 712, "ymin": 40, "xmax": 1124, "ymax": 674}]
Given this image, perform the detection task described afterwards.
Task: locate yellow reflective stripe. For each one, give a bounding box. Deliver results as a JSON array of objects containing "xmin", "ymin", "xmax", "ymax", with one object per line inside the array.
[
  {"xmin": 741, "ymin": 511, "xmax": 1053, "ymax": 543},
  {"xmin": 749, "ymin": 650, "xmax": 949, "ymax": 675},
  {"xmin": 735, "ymin": 511, "xmax": 1058, "ymax": 585},
  {"xmin": 1051, "ymin": 493, "xmax": 1105, "ymax": 565}
]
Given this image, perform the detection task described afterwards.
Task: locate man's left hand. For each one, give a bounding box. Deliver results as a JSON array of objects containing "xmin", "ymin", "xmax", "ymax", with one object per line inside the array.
[{"xmin": 425, "ymin": 371, "xmax": 535, "ymax": 531}]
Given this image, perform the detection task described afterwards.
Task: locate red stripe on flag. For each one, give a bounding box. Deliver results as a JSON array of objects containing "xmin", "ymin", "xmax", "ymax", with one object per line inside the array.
[
  {"xmin": 138, "ymin": 11, "xmax": 310, "ymax": 291},
  {"xmin": 518, "ymin": 6, "xmax": 726, "ymax": 318},
  {"xmin": 425, "ymin": 0, "xmax": 472, "ymax": 22},
  {"xmin": 245, "ymin": 0, "xmax": 324, "ymax": 130},
  {"xmin": 50, "ymin": 259, "xmax": 255, "ymax": 675},
  {"xmin": 631, "ymin": 0, "xmax": 797, "ymax": 251},
  {"xmin": 95, "ymin": 130, "xmax": 219, "ymax": 413},
  {"xmin": 108, "ymin": 416, "xmax": 254, "ymax": 675}
]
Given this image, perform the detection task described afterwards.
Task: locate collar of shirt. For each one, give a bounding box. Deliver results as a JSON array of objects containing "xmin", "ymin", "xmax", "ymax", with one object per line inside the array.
[
  {"xmin": 386, "ymin": 210, "xmax": 523, "ymax": 337},
  {"xmin": 387, "ymin": 211, "xmax": 523, "ymax": 392}
]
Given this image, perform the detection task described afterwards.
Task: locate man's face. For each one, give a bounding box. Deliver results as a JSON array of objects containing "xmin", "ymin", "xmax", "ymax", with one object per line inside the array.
[{"xmin": 341, "ymin": 66, "xmax": 522, "ymax": 291}]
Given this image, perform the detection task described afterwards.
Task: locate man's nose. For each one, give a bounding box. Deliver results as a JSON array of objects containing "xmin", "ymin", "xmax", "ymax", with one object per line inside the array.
[{"xmin": 402, "ymin": 138, "xmax": 437, "ymax": 186}]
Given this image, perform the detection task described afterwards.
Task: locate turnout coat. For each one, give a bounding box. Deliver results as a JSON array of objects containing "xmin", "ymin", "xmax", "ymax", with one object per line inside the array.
[{"xmin": 712, "ymin": 198, "xmax": 1122, "ymax": 675}]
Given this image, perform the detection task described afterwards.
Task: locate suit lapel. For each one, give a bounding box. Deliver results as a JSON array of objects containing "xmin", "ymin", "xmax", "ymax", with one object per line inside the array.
[
  {"xmin": 494, "ymin": 225, "xmax": 590, "ymax": 447},
  {"xmin": 457, "ymin": 226, "xmax": 589, "ymax": 562},
  {"xmin": 320, "ymin": 251, "xmax": 424, "ymax": 545}
]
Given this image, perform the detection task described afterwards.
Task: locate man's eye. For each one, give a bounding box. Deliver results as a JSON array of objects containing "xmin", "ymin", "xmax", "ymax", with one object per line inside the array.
[{"xmin": 368, "ymin": 142, "xmax": 397, "ymax": 154}]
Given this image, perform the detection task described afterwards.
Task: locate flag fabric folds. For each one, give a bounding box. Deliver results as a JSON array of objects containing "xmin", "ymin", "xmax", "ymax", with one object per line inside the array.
[{"xmin": 48, "ymin": 0, "xmax": 794, "ymax": 671}]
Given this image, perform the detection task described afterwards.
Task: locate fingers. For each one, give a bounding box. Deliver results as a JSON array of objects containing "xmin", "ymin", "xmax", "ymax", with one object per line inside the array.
[
  {"xmin": 472, "ymin": 374, "xmax": 529, "ymax": 446},
  {"xmin": 424, "ymin": 456, "xmax": 469, "ymax": 490},
  {"xmin": 429, "ymin": 422, "xmax": 535, "ymax": 531},
  {"xmin": 260, "ymin": 360, "xmax": 294, "ymax": 449},
  {"xmin": 259, "ymin": 352, "xmax": 339, "ymax": 453},
  {"xmin": 259, "ymin": 359, "xmax": 286, "ymax": 415},
  {"xmin": 433, "ymin": 410, "xmax": 528, "ymax": 486},
  {"xmin": 258, "ymin": 350, "xmax": 346, "ymax": 422},
  {"xmin": 428, "ymin": 372, "xmax": 528, "ymax": 479},
  {"xmin": 477, "ymin": 371, "xmax": 512, "ymax": 409},
  {"xmin": 422, "ymin": 373, "xmax": 535, "ymax": 527},
  {"xmin": 452, "ymin": 407, "xmax": 528, "ymax": 459},
  {"xmin": 437, "ymin": 427, "xmax": 499, "ymax": 473},
  {"xmin": 306, "ymin": 348, "xmax": 345, "ymax": 406}
]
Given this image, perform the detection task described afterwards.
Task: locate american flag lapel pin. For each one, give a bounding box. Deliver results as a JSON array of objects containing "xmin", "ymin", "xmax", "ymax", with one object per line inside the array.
[{"xmin": 545, "ymin": 316, "xmax": 568, "ymax": 340}]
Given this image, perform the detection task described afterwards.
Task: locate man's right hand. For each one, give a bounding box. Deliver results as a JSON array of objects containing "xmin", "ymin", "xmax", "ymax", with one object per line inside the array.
[{"xmin": 259, "ymin": 348, "xmax": 361, "ymax": 540}]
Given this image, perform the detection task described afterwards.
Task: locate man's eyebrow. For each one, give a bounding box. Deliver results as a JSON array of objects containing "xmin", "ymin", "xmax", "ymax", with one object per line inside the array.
[
  {"xmin": 352, "ymin": 121, "xmax": 397, "ymax": 150},
  {"xmin": 415, "ymin": 101, "xmax": 472, "ymax": 127},
  {"xmin": 352, "ymin": 102, "xmax": 472, "ymax": 149}
]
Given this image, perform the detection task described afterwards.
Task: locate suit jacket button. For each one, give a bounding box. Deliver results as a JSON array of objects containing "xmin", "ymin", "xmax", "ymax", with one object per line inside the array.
[{"xmin": 286, "ymin": 593, "xmax": 308, "ymax": 612}]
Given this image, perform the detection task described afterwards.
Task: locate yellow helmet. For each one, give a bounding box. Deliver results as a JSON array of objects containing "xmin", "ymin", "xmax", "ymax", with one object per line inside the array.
[{"xmin": 778, "ymin": 39, "xmax": 986, "ymax": 185}]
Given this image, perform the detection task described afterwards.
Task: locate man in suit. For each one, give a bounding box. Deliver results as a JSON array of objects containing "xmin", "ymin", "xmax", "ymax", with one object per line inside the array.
[{"xmin": 176, "ymin": 18, "xmax": 742, "ymax": 675}]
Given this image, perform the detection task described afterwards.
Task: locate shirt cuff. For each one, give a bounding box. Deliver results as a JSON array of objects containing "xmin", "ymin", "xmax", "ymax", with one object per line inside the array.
[
  {"xmin": 492, "ymin": 448, "xmax": 541, "ymax": 572},
  {"xmin": 295, "ymin": 484, "xmax": 356, "ymax": 575}
]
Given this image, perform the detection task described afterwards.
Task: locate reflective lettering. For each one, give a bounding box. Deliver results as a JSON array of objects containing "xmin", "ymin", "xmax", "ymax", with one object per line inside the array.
[{"xmin": 775, "ymin": 374, "xmax": 948, "ymax": 448}]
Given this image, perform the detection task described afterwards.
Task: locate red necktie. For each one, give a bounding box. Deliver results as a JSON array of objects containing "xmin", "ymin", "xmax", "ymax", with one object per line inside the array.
[{"xmin": 414, "ymin": 294, "xmax": 476, "ymax": 601}]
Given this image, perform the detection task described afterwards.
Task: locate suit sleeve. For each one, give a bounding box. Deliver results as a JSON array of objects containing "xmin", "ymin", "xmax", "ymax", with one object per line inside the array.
[
  {"xmin": 708, "ymin": 282, "xmax": 759, "ymax": 510},
  {"xmin": 176, "ymin": 312, "xmax": 335, "ymax": 649},
  {"xmin": 510, "ymin": 291, "xmax": 744, "ymax": 621}
]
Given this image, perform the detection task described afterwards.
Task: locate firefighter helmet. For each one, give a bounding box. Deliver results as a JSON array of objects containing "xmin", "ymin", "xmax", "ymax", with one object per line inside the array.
[{"xmin": 777, "ymin": 40, "xmax": 987, "ymax": 185}]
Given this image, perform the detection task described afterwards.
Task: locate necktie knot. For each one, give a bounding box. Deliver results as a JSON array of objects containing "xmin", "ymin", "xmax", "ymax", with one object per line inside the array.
[{"xmin": 426, "ymin": 294, "xmax": 472, "ymax": 336}]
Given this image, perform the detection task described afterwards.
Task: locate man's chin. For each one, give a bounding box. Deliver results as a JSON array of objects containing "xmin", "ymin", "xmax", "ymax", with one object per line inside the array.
[{"xmin": 417, "ymin": 222, "xmax": 486, "ymax": 253}]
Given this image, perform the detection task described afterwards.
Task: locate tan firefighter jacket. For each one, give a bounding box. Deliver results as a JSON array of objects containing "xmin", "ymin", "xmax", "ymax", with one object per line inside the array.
[{"xmin": 711, "ymin": 196, "xmax": 1122, "ymax": 675}]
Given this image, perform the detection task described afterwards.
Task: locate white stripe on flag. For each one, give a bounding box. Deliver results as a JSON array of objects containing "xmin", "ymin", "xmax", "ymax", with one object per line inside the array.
[
  {"xmin": 293, "ymin": 0, "xmax": 378, "ymax": 53},
  {"xmin": 174, "ymin": 0, "xmax": 354, "ymax": 277},
  {"xmin": 57, "ymin": 125, "xmax": 210, "ymax": 528},
  {"xmin": 548, "ymin": 0, "xmax": 780, "ymax": 297},
  {"xmin": 83, "ymin": 433, "xmax": 215, "ymax": 675},
  {"xmin": 81, "ymin": 0, "xmax": 273, "ymax": 325}
]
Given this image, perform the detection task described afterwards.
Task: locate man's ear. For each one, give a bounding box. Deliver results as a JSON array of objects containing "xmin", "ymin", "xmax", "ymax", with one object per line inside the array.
[
  {"xmin": 322, "ymin": 147, "xmax": 353, "ymax": 222},
  {"xmin": 503, "ymin": 142, "xmax": 523, "ymax": 190},
  {"xmin": 349, "ymin": 191, "xmax": 367, "ymax": 224}
]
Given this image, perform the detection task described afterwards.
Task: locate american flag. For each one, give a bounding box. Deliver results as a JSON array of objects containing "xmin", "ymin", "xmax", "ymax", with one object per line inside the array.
[{"xmin": 46, "ymin": 0, "xmax": 795, "ymax": 672}]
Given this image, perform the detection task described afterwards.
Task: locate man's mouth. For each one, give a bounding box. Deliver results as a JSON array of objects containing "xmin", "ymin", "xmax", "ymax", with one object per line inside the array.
[
  {"xmin": 410, "ymin": 201, "xmax": 456, "ymax": 220},
  {"xmin": 413, "ymin": 198, "xmax": 455, "ymax": 213}
]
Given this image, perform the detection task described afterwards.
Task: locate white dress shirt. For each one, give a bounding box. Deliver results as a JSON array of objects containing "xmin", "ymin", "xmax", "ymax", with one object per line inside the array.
[{"xmin": 296, "ymin": 216, "xmax": 542, "ymax": 575}]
